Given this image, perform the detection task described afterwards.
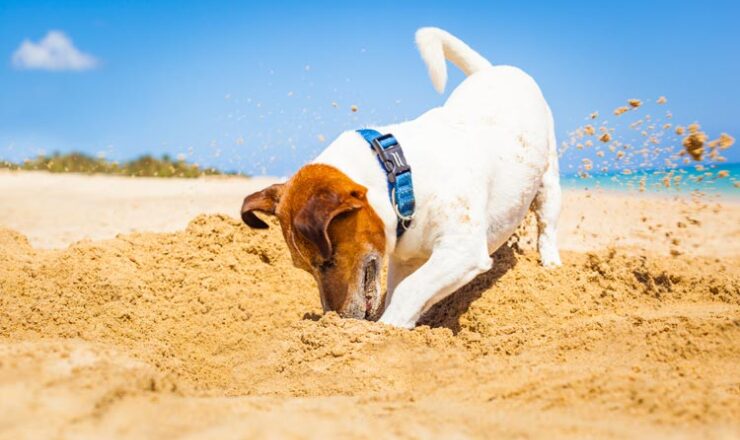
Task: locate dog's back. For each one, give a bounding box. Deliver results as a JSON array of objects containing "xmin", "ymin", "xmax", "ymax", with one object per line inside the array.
[{"xmin": 416, "ymin": 27, "xmax": 552, "ymax": 151}]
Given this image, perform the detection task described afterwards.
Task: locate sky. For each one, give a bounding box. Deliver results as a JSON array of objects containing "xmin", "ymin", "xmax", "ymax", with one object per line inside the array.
[{"xmin": 1, "ymin": 0, "xmax": 739, "ymax": 177}]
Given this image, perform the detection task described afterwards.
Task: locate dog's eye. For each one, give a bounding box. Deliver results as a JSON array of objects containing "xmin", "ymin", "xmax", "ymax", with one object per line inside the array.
[{"xmin": 318, "ymin": 258, "xmax": 335, "ymax": 272}]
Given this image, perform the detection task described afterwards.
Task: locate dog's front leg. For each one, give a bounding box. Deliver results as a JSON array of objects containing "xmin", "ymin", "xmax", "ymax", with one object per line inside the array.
[
  {"xmin": 384, "ymin": 256, "xmax": 424, "ymax": 310},
  {"xmin": 379, "ymin": 237, "xmax": 492, "ymax": 329}
]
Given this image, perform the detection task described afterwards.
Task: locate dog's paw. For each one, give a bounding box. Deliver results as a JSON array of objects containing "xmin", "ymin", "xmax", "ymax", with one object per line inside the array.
[
  {"xmin": 378, "ymin": 314, "xmax": 416, "ymax": 330},
  {"xmin": 540, "ymin": 252, "xmax": 562, "ymax": 268},
  {"xmin": 539, "ymin": 247, "xmax": 562, "ymax": 268},
  {"xmin": 541, "ymin": 257, "xmax": 562, "ymax": 268}
]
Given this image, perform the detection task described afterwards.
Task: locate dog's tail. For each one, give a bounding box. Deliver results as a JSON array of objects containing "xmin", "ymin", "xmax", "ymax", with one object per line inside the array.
[{"xmin": 415, "ymin": 27, "xmax": 492, "ymax": 94}]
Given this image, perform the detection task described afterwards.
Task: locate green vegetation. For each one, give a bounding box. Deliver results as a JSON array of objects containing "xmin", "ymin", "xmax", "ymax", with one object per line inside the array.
[{"xmin": 0, "ymin": 152, "xmax": 240, "ymax": 178}]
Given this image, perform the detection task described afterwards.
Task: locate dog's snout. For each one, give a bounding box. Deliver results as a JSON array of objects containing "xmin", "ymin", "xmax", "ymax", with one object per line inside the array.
[{"xmin": 314, "ymin": 254, "xmax": 382, "ymax": 321}]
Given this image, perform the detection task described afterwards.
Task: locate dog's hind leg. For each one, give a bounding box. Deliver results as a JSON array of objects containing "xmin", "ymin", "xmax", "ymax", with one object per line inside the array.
[{"xmin": 532, "ymin": 125, "xmax": 562, "ymax": 267}]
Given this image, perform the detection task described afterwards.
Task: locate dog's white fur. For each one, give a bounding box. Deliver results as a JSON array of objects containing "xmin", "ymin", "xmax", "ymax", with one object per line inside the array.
[{"xmin": 314, "ymin": 27, "xmax": 562, "ymax": 328}]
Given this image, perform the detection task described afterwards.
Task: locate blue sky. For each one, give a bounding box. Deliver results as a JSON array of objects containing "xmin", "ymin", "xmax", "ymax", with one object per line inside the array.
[{"xmin": 1, "ymin": 0, "xmax": 738, "ymax": 176}]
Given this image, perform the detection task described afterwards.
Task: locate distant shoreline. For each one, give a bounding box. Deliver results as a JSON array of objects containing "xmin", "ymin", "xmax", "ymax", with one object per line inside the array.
[
  {"xmin": 0, "ymin": 167, "xmax": 252, "ymax": 181},
  {"xmin": 0, "ymin": 152, "xmax": 246, "ymax": 179},
  {"xmin": 3, "ymin": 152, "xmax": 737, "ymax": 198}
]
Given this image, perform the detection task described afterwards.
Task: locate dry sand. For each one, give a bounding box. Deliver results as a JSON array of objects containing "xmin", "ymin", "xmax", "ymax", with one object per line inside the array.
[
  {"xmin": 0, "ymin": 170, "xmax": 278, "ymax": 248},
  {"xmin": 2, "ymin": 170, "xmax": 738, "ymax": 258},
  {"xmin": 0, "ymin": 171, "xmax": 739, "ymax": 439}
]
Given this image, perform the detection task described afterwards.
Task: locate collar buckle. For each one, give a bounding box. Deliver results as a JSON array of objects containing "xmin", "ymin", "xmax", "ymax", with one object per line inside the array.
[{"xmin": 371, "ymin": 135, "xmax": 411, "ymax": 182}]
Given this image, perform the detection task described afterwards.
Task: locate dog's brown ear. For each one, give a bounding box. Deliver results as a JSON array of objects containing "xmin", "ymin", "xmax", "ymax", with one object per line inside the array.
[
  {"xmin": 293, "ymin": 188, "xmax": 365, "ymax": 261},
  {"xmin": 241, "ymin": 183, "xmax": 285, "ymax": 228}
]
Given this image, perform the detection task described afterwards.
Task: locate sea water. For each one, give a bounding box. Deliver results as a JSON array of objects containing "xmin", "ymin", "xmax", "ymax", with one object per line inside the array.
[{"xmin": 561, "ymin": 162, "xmax": 740, "ymax": 198}]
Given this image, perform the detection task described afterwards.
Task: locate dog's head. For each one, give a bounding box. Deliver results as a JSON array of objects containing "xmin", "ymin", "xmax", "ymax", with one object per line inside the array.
[{"xmin": 241, "ymin": 164, "xmax": 386, "ymax": 320}]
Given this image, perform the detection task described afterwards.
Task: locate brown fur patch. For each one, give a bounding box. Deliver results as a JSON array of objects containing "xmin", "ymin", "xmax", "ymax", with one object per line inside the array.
[{"xmin": 242, "ymin": 164, "xmax": 386, "ymax": 317}]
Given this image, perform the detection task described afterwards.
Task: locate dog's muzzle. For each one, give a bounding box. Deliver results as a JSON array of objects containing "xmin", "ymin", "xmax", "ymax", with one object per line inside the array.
[{"xmin": 361, "ymin": 256, "xmax": 381, "ymax": 320}]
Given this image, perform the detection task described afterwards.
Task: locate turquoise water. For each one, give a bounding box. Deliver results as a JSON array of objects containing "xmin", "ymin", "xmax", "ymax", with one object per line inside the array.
[{"xmin": 561, "ymin": 163, "xmax": 740, "ymax": 198}]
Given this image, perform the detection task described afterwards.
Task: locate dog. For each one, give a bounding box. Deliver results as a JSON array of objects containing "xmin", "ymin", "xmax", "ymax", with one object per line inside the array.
[{"xmin": 241, "ymin": 27, "xmax": 561, "ymax": 329}]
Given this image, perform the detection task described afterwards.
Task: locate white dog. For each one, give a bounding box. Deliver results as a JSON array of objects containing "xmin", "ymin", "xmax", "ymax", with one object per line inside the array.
[{"xmin": 241, "ymin": 27, "xmax": 561, "ymax": 329}]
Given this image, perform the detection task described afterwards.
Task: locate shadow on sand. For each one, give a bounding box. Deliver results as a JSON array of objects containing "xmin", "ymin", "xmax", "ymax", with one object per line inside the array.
[
  {"xmin": 301, "ymin": 244, "xmax": 520, "ymax": 333},
  {"xmin": 419, "ymin": 245, "xmax": 519, "ymax": 334}
]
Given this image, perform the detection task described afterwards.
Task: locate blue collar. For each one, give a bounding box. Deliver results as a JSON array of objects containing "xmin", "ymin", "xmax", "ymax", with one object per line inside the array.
[{"xmin": 356, "ymin": 128, "xmax": 416, "ymax": 237}]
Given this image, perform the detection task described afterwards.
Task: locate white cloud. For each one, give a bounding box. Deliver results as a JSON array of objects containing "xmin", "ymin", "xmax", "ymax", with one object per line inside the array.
[{"xmin": 12, "ymin": 30, "xmax": 98, "ymax": 71}]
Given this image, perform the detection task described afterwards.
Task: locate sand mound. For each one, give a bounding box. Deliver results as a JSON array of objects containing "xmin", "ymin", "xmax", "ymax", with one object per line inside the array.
[{"xmin": 1, "ymin": 215, "xmax": 739, "ymax": 438}]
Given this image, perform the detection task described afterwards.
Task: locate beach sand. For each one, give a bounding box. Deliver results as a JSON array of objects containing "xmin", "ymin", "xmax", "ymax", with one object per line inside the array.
[
  {"xmin": 0, "ymin": 170, "xmax": 738, "ymax": 439},
  {"xmin": 2, "ymin": 170, "xmax": 738, "ymax": 257},
  {"xmin": 0, "ymin": 170, "xmax": 278, "ymax": 249}
]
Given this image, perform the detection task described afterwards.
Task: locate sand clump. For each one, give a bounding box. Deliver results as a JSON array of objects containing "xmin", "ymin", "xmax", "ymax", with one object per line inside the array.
[
  {"xmin": 1, "ymin": 214, "xmax": 739, "ymax": 438},
  {"xmin": 613, "ymin": 106, "xmax": 630, "ymax": 116},
  {"xmin": 713, "ymin": 133, "xmax": 735, "ymax": 150},
  {"xmin": 682, "ymin": 123, "xmax": 709, "ymax": 161}
]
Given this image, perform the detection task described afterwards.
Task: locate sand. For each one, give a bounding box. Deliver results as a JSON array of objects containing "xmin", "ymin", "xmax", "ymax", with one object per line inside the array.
[
  {"xmin": 0, "ymin": 170, "xmax": 278, "ymax": 248},
  {"xmin": 2, "ymin": 170, "xmax": 739, "ymax": 258},
  {"xmin": 1, "ymin": 171, "xmax": 739, "ymax": 439}
]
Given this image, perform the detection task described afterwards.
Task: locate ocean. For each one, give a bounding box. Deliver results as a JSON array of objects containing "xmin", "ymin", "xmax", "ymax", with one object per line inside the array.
[{"xmin": 561, "ymin": 162, "xmax": 740, "ymax": 198}]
